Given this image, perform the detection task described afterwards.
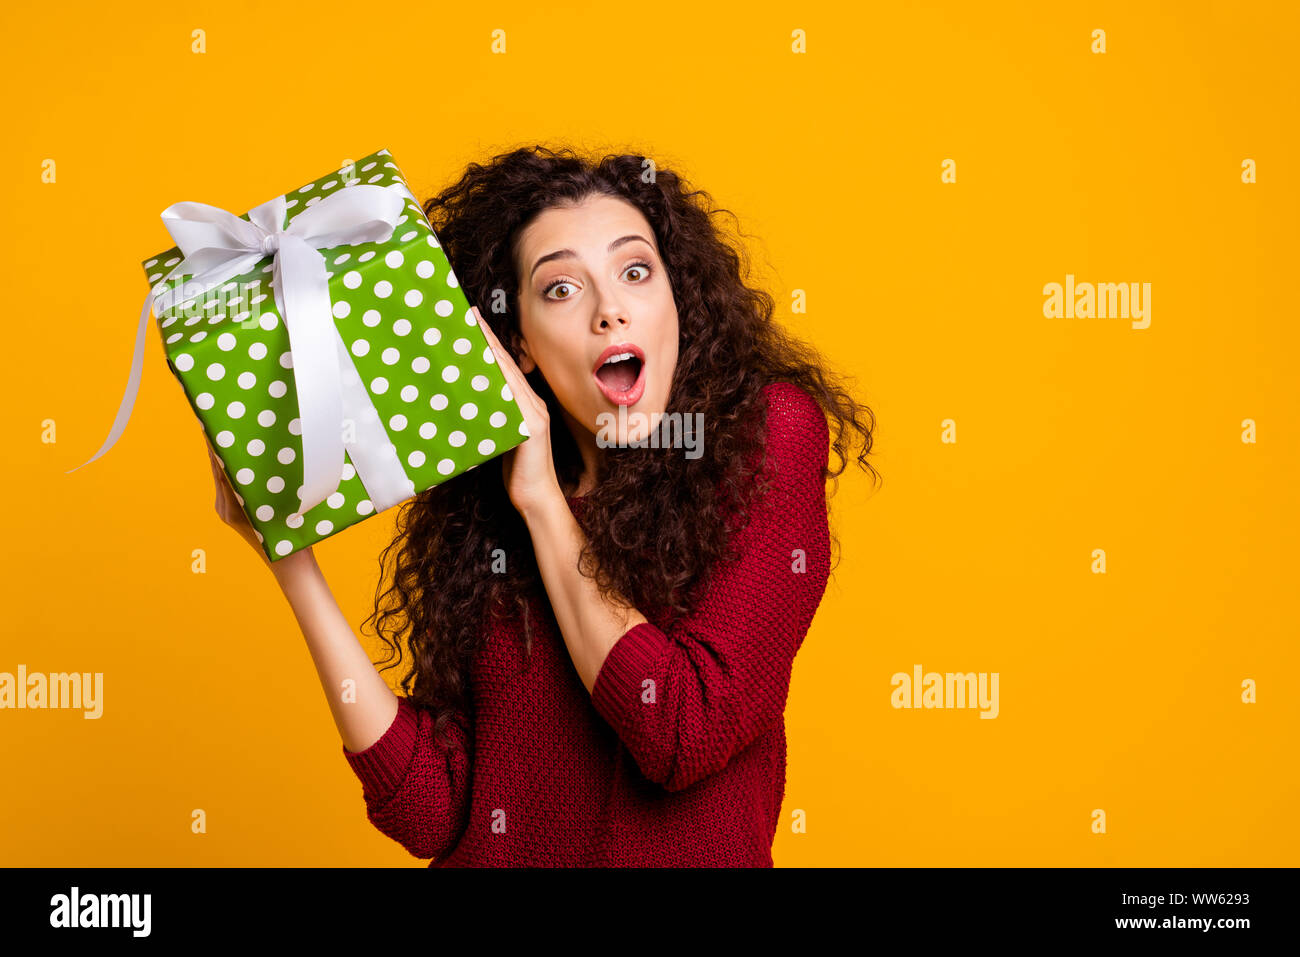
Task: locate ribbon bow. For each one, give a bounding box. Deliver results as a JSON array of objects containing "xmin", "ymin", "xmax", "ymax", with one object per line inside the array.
[{"xmin": 68, "ymin": 183, "xmax": 411, "ymax": 517}]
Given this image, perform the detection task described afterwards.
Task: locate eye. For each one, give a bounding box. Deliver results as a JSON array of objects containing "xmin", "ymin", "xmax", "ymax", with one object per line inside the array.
[
  {"xmin": 541, "ymin": 260, "xmax": 654, "ymax": 302},
  {"xmin": 542, "ymin": 277, "xmax": 577, "ymax": 301},
  {"xmin": 623, "ymin": 260, "xmax": 653, "ymax": 283}
]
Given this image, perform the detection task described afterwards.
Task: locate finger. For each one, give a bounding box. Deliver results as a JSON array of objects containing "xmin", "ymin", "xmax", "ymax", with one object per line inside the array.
[
  {"xmin": 473, "ymin": 306, "xmax": 511, "ymax": 367},
  {"xmin": 475, "ymin": 307, "xmax": 531, "ymax": 399},
  {"xmin": 209, "ymin": 451, "xmax": 228, "ymax": 489},
  {"xmin": 471, "ymin": 310, "xmax": 546, "ymax": 428},
  {"xmin": 209, "ymin": 451, "xmax": 234, "ymax": 497}
]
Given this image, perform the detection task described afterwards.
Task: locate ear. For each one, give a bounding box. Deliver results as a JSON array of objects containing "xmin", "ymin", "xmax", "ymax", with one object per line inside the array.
[{"xmin": 513, "ymin": 333, "xmax": 537, "ymax": 374}]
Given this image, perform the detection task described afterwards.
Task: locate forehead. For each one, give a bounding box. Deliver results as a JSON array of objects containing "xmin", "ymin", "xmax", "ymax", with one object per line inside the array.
[{"xmin": 515, "ymin": 195, "xmax": 656, "ymax": 266}]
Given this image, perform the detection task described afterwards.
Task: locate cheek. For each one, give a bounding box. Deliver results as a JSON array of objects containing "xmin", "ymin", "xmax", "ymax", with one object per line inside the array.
[
  {"xmin": 659, "ymin": 335, "xmax": 679, "ymax": 386},
  {"xmin": 535, "ymin": 345, "xmax": 591, "ymax": 401}
]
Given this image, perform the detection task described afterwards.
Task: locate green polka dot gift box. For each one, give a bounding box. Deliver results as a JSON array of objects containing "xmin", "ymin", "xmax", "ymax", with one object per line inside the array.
[{"xmin": 76, "ymin": 148, "xmax": 528, "ymax": 562}]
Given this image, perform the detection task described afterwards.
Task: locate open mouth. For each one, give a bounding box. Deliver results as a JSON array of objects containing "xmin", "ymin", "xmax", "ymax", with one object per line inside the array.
[{"xmin": 593, "ymin": 345, "xmax": 647, "ymax": 405}]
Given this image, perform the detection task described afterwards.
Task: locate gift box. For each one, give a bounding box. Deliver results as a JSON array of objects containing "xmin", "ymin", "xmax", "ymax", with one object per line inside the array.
[{"xmin": 72, "ymin": 148, "xmax": 528, "ymax": 562}]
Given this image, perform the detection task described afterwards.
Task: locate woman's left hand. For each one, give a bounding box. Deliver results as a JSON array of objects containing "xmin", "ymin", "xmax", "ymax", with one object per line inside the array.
[{"xmin": 473, "ymin": 306, "xmax": 562, "ymax": 516}]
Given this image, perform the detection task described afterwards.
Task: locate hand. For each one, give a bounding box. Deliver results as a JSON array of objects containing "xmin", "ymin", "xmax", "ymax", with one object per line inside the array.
[
  {"xmin": 473, "ymin": 305, "xmax": 562, "ymax": 516},
  {"xmin": 204, "ymin": 435, "xmax": 270, "ymax": 562}
]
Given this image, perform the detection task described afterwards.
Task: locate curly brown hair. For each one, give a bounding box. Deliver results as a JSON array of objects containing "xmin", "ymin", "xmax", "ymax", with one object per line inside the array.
[{"xmin": 362, "ymin": 144, "xmax": 879, "ymax": 747}]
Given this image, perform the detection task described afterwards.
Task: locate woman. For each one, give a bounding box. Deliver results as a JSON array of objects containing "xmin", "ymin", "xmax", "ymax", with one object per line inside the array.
[{"xmin": 207, "ymin": 145, "xmax": 878, "ymax": 866}]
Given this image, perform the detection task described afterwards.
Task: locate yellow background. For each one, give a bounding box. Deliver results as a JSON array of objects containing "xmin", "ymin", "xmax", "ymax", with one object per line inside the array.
[{"xmin": 1, "ymin": 0, "xmax": 1295, "ymax": 866}]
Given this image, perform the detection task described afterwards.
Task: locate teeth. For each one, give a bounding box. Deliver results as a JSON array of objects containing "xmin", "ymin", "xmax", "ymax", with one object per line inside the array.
[{"xmin": 602, "ymin": 352, "xmax": 636, "ymax": 366}]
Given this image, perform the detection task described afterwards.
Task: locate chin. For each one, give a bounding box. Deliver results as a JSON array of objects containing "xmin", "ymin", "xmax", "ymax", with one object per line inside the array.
[{"xmin": 593, "ymin": 398, "xmax": 667, "ymax": 450}]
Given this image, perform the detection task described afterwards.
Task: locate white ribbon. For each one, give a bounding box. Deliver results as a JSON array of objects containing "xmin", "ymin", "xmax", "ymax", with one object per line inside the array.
[{"xmin": 68, "ymin": 183, "xmax": 415, "ymax": 517}]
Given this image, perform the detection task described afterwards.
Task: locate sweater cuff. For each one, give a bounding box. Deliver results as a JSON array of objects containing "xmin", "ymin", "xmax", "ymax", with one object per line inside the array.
[
  {"xmin": 591, "ymin": 621, "xmax": 671, "ymax": 730},
  {"xmin": 341, "ymin": 696, "xmax": 420, "ymax": 805}
]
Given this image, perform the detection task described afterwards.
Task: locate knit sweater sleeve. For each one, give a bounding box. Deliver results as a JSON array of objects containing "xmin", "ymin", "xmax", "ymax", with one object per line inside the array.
[
  {"xmin": 341, "ymin": 697, "xmax": 473, "ymax": 863},
  {"xmin": 590, "ymin": 381, "xmax": 833, "ymax": 792}
]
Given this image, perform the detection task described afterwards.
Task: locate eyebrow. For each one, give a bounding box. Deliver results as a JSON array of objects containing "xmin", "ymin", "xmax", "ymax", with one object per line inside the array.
[{"xmin": 529, "ymin": 234, "xmax": 653, "ymax": 281}]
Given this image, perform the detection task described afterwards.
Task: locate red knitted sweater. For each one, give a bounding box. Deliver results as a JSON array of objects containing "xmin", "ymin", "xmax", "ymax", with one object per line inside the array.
[{"xmin": 341, "ymin": 380, "xmax": 832, "ymax": 866}]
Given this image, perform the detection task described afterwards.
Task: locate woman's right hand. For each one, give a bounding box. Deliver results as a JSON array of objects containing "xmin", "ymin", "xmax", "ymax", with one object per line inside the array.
[
  {"xmin": 205, "ymin": 435, "xmax": 319, "ymax": 582},
  {"xmin": 204, "ymin": 437, "xmax": 267, "ymax": 560}
]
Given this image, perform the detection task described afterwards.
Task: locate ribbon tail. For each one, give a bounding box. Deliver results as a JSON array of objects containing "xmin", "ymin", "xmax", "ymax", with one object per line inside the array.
[
  {"xmin": 276, "ymin": 235, "xmax": 345, "ymax": 515},
  {"xmin": 332, "ymin": 328, "xmax": 414, "ymax": 512},
  {"xmin": 65, "ymin": 292, "xmax": 153, "ymax": 474}
]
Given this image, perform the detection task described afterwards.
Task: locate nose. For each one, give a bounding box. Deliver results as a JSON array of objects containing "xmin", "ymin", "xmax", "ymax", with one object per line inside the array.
[{"xmin": 591, "ymin": 288, "xmax": 630, "ymax": 332}]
